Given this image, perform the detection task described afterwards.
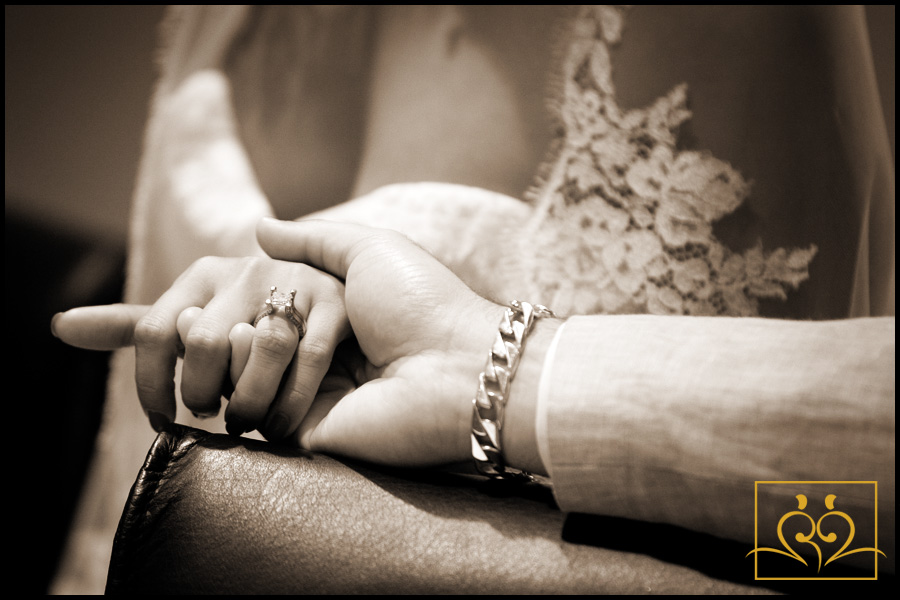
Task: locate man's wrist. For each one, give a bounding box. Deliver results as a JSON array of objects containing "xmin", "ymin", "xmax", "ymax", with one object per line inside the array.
[{"xmin": 500, "ymin": 315, "xmax": 563, "ymax": 478}]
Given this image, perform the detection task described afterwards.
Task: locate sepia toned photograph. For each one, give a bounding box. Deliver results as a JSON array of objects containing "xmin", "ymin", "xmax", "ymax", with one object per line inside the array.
[{"xmin": 7, "ymin": 5, "xmax": 893, "ymax": 594}]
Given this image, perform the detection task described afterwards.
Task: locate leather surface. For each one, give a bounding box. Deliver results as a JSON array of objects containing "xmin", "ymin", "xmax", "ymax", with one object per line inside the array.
[{"xmin": 106, "ymin": 425, "xmax": 779, "ymax": 594}]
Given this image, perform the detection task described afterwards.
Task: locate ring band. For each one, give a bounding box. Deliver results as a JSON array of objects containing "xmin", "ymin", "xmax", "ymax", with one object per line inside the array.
[{"xmin": 252, "ymin": 286, "xmax": 304, "ymax": 334}]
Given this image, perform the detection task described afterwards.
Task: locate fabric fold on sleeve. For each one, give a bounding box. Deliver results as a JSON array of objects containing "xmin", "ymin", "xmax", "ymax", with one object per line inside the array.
[{"xmin": 537, "ymin": 314, "xmax": 894, "ymax": 568}]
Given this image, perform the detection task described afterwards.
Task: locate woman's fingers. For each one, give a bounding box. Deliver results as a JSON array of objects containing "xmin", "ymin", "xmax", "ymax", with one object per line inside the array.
[
  {"xmin": 175, "ymin": 306, "xmax": 203, "ymax": 358},
  {"xmin": 134, "ymin": 296, "xmax": 201, "ymax": 431},
  {"xmin": 261, "ymin": 298, "xmax": 351, "ymax": 441},
  {"xmin": 133, "ymin": 256, "xmax": 229, "ymax": 430},
  {"xmin": 55, "ymin": 255, "xmax": 352, "ymax": 442},
  {"xmin": 51, "ymin": 304, "xmax": 150, "ymax": 350},
  {"xmin": 229, "ymin": 323, "xmax": 254, "ymax": 385},
  {"xmin": 178, "ymin": 291, "xmax": 257, "ymax": 417},
  {"xmin": 225, "ymin": 289, "xmax": 306, "ymax": 436}
]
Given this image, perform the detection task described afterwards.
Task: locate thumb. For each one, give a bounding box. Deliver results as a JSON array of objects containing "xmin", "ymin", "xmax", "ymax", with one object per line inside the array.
[
  {"xmin": 300, "ymin": 377, "xmax": 450, "ymax": 467},
  {"xmin": 51, "ymin": 304, "xmax": 150, "ymax": 350},
  {"xmin": 256, "ymin": 217, "xmax": 399, "ymax": 280}
]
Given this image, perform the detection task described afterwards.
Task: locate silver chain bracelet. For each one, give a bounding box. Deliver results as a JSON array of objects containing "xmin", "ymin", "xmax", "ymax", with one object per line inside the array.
[{"xmin": 471, "ymin": 300, "xmax": 555, "ymax": 481}]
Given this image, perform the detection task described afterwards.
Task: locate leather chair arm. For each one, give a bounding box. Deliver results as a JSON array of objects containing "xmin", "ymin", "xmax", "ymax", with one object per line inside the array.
[{"xmin": 106, "ymin": 425, "xmax": 773, "ymax": 594}]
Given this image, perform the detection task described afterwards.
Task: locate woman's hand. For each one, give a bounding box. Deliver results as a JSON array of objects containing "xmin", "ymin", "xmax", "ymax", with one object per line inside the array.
[
  {"xmin": 52, "ymin": 256, "xmax": 350, "ymax": 441},
  {"xmin": 53, "ymin": 219, "xmax": 552, "ymax": 472},
  {"xmin": 256, "ymin": 218, "xmax": 515, "ymax": 467}
]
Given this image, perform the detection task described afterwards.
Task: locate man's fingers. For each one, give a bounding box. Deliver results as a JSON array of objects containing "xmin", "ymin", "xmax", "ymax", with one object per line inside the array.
[{"xmin": 51, "ymin": 304, "xmax": 151, "ymax": 350}]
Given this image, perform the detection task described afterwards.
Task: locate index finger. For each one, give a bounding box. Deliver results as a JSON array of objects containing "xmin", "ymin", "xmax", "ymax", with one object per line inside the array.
[{"xmin": 51, "ymin": 304, "xmax": 150, "ymax": 350}]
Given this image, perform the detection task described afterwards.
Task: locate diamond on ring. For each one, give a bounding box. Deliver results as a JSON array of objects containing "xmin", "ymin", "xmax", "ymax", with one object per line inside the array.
[{"xmin": 253, "ymin": 286, "xmax": 304, "ymax": 333}]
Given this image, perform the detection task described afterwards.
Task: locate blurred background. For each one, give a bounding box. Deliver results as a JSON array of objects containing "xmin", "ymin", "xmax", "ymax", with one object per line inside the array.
[
  {"xmin": 4, "ymin": 5, "xmax": 894, "ymax": 595},
  {"xmin": 6, "ymin": 6, "xmax": 165, "ymax": 595}
]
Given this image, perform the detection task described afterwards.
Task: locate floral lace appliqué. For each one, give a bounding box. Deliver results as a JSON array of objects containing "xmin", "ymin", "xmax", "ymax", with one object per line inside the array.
[{"xmin": 524, "ymin": 6, "xmax": 816, "ymax": 316}]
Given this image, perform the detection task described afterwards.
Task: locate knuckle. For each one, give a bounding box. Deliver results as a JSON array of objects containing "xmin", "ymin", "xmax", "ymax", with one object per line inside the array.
[
  {"xmin": 322, "ymin": 296, "xmax": 348, "ymax": 317},
  {"xmin": 133, "ymin": 315, "xmax": 171, "ymax": 348},
  {"xmin": 232, "ymin": 256, "xmax": 269, "ymax": 287},
  {"xmin": 181, "ymin": 255, "xmax": 240, "ymax": 283},
  {"xmin": 182, "ymin": 255, "xmax": 216, "ymax": 278},
  {"xmin": 296, "ymin": 336, "xmax": 333, "ymax": 368},
  {"xmin": 314, "ymin": 274, "xmax": 344, "ymax": 297},
  {"xmin": 236, "ymin": 255, "xmax": 263, "ymax": 270},
  {"xmin": 289, "ymin": 339, "xmax": 336, "ymax": 383},
  {"xmin": 253, "ymin": 326, "xmax": 297, "ymax": 358},
  {"xmin": 231, "ymin": 255, "xmax": 260, "ymax": 278},
  {"xmin": 193, "ymin": 255, "xmax": 224, "ymax": 271},
  {"xmin": 184, "ymin": 326, "xmax": 229, "ymax": 359}
]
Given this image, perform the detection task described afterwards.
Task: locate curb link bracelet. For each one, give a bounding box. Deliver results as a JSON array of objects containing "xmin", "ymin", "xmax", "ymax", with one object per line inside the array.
[{"xmin": 471, "ymin": 300, "xmax": 555, "ymax": 481}]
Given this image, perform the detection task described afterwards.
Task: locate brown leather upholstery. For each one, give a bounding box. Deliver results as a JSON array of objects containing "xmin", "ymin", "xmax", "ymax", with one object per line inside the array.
[{"xmin": 106, "ymin": 425, "xmax": 783, "ymax": 594}]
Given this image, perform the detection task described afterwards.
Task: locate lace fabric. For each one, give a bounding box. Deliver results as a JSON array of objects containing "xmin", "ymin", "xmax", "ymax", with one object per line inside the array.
[{"xmin": 523, "ymin": 6, "xmax": 817, "ymax": 317}]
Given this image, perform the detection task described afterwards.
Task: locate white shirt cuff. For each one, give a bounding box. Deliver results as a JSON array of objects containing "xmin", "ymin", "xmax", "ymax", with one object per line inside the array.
[{"xmin": 535, "ymin": 319, "xmax": 567, "ymax": 481}]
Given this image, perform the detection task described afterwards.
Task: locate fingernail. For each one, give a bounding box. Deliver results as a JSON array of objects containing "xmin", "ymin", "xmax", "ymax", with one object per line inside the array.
[
  {"xmin": 191, "ymin": 410, "xmax": 217, "ymax": 420},
  {"xmin": 266, "ymin": 413, "xmax": 290, "ymax": 441},
  {"xmin": 226, "ymin": 417, "xmax": 248, "ymax": 437},
  {"xmin": 51, "ymin": 312, "xmax": 62, "ymax": 338},
  {"xmin": 147, "ymin": 411, "xmax": 171, "ymax": 433}
]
